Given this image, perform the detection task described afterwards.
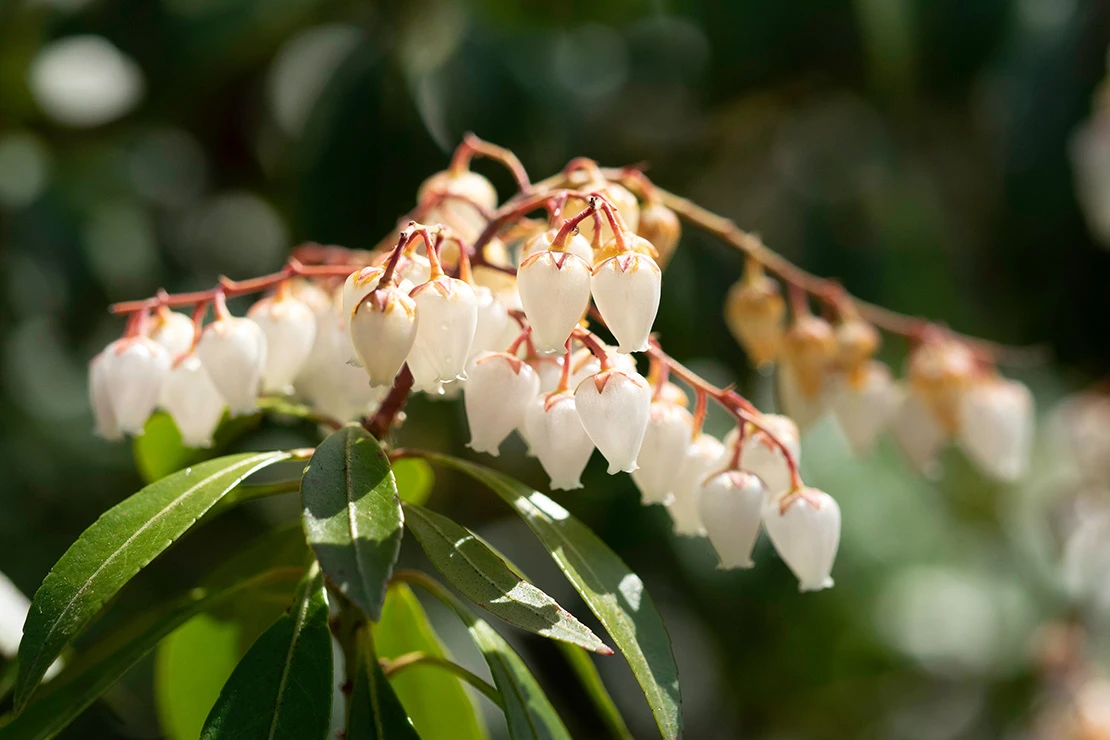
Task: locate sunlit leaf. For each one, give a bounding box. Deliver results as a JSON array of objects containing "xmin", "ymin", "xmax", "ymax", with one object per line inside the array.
[
  {"xmin": 200, "ymin": 566, "xmax": 332, "ymax": 740},
  {"xmin": 346, "ymin": 633, "xmax": 421, "ymax": 740},
  {"xmin": 421, "ymin": 453, "xmax": 682, "ymax": 740},
  {"xmin": 133, "ymin": 411, "xmax": 260, "ymax": 484},
  {"xmin": 301, "ymin": 426, "xmax": 403, "ymax": 621},
  {"xmin": 403, "ymin": 502, "xmax": 610, "ymax": 654},
  {"xmin": 155, "ymin": 614, "xmax": 239, "ymax": 740},
  {"xmin": 14, "ymin": 450, "xmax": 297, "ymax": 712},
  {"xmin": 393, "ymin": 457, "xmax": 435, "ymax": 505},
  {"xmin": 0, "ymin": 528, "xmax": 310, "ymax": 740},
  {"xmin": 372, "ymin": 584, "xmax": 488, "ymax": 740}
]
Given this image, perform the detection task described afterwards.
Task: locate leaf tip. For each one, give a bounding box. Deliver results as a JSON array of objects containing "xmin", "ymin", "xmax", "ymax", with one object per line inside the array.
[{"xmin": 597, "ymin": 644, "xmax": 616, "ymax": 656}]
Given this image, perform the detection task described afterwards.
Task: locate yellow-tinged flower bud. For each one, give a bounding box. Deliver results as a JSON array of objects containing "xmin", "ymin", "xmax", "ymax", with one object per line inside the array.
[
  {"xmin": 594, "ymin": 233, "xmax": 657, "ymax": 264},
  {"xmin": 636, "ymin": 202, "xmax": 681, "ymax": 267},
  {"xmin": 835, "ymin": 317, "xmax": 881, "ymax": 381},
  {"xmin": 724, "ymin": 274, "xmax": 786, "ymax": 367},
  {"xmin": 906, "ymin": 337, "xmax": 979, "ymax": 433},
  {"xmin": 782, "ymin": 315, "xmax": 837, "ymax": 398}
]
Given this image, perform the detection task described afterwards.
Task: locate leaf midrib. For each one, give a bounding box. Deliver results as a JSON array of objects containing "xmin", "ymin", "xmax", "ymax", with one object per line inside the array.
[{"xmin": 23, "ymin": 452, "xmax": 280, "ymax": 694}]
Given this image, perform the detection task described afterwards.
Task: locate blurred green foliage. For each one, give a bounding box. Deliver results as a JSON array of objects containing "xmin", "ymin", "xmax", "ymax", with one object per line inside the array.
[{"xmin": 1, "ymin": 0, "xmax": 1108, "ymax": 738}]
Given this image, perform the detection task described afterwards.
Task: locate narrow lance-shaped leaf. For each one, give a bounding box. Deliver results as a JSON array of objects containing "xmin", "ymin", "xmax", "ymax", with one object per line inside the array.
[
  {"xmin": 200, "ymin": 565, "xmax": 333, "ymax": 740},
  {"xmin": 403, "ymin": 502, "xmax": 611, "ymax": 655},
  {"xmin": 346, "ymin": 632, "xmax": 421, "ymax": 740},
  {"xmin": 405, "ymin": 572, "xmax": 571, "ymax": 740},
  {"xmin": 420, "ymin": 454, "xmax": 682, "ymax": 740},
  {"xmin": 0, "ymin": 527, "xmax": 311, "ymax": 740},
  {"xmin": 301, "ymin": 425, "xmax": 403, "ymax": 620},
  {"xmin": 14, "ymin": 450, "xmax": 297, "ymax": 712},
  {"xmin": 373, "ymin": 584, "xmax": 488, "ymax": 740}
]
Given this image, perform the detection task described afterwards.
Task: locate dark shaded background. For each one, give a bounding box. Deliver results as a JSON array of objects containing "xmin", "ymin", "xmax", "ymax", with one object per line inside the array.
[{"xmin": 2, "ymin": 0, "xmax": 1110, "ymax": 738}]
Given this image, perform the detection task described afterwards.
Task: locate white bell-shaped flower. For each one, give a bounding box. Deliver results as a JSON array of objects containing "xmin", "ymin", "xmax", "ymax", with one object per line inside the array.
[
  {"xmin": 831, "ymin": 361, "xmax": 899, "ymax": 455},
  {"xmin": 295, "ymin": 312, "xmax": 386, "ymax": 422},
  {"xmin": 149, "ymin": 309, "xmax": 195, "ymax": 359},
  {"xmin": 89, "ymin": 351, "xmax": 121, "ymax": 441},
  {"xmin": 248, "ymin": 290, "xmax": 316, "ymax": 394},
  {"xmin": 161, "ymin": 353, "xmax": 226, "ymax": 447},
  {"xmin": 631, "ymin": 401, "xmax": 694, "ymax": 504},
  {"xmin": 574, "ymin": 369, "xmax": 652, "ymax": 474},
  {"xmin": 399, "ymin": 253, "xmax": 432, "ymax": 286},
  {"xmin": 410, "ymin": 276, "xmax": 478, "ymax": 382},
  {"xmin": 465, "ymin": 352, "xmax": 540, "ymax": 456},
  {"xmin": 777, "ymin": 362, "xmax": 831, "ymax": 430},
  {"xmin": 97, "ymin": 337, "xmax": 171, "ymax": 435},
  {"xmin": 891, "ymin": 385, "xmax": 947, "ymax": 474},
  {"xmin": 349, "ymin": 286, "xmax": 418, "ymax": 388},
  {"xmin": 958, "ymin": 377, "xmax": 1034, "ymax": 482},
  {"xmin": 591, "ymin": 253, "xmax": 661, "ymax": 354},
  {"xmin": 520, "ymin": 230, "xmax": 593, "ymax": 266},
  {"xmin": 524, "ymin": 392, "xmax": 596, "ymax": 490},
  {"xmin": 341, "ymin": 266, "xmax": 385, "ymax": 365},
  {"xmin": 762, "ymin": 488, "xmax": 841, "ymax": 592},
  {"xmin": 407, "ymin": 343, "xmax": 445, "ymax": 395},
  {"xmin": 698, "ymin": 470, "xmax": 768, "ymax": 569},
  {"xmin": 666, "ymin": 433, "xmax": 725, "ymax": 536},
  {"xmin": 530, "ymin": 355, "xmax": 565, "ymax": 393},
  {"xmin": 469, "ymin": 285, "xmax": 513, "ymax": 359},
  {"xmin": 517, "ymin": 250, "xmax": 592, "ymax": 353},
  {"xmin": 417, "ymin": 170, "xmax": 498, "ymax": 241},
  {"xmin": 196, "ymin": 316, "xmax": 267, "ymax": 417},
  {"xmin": 724, "ymin": 414, "xmax": 801, "ymax": 497}
]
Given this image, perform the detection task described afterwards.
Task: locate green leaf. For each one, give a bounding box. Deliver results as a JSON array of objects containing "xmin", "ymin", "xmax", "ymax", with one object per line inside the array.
[
  {"xmin": 301, "ymin": 426, "xmax": 403, "ymax": 620},
  {"xmin": 557, "ymin": 643, "xmax": 633, "ymax": 740},
  {"xmin": 200, "ymin": 566, "xmax": 333, "ymax": 740},
  {"xmin": 346, "ymin": 633, "xmax": 421, "ymax": 740},
  {"xmin": 406, "ymin": 573, "xmax": 571, "ymax": 740},
  {"xmin": 134, "ymin": 411, "xmax": 260, "ymax": 484},
  {"xmin": 155, "ymin": 614, "xmax": 240, "ymax": 740},
  {"xmin": 421, "ymin": 454, "xmax": 682, "ymax": 740},
  {"xmin": 14, "ymin": 450, "xmax": 296, "ymax": 712},
  {"xmin": 373, "ymin": 584, "xmax": 488, "ymax": 740},
  {"xmin": 393, "ymin": 458, "xmax": 434, "ymax": 505},
  {"xmin": 0, "ymin": 528, "xmax": 310, "ymax": 740},
  {"xmin": 403, "ymin": 502, "xmax": 610, "ymax": 654}
]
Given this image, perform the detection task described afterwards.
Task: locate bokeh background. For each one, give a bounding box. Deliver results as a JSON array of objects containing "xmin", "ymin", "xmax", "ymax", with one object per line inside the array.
[{"xmin": 3, "ymin": 0, "xmax": 1110, "ymax": 738}]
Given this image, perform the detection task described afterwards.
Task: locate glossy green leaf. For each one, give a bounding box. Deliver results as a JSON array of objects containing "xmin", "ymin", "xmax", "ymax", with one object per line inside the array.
[
  {"xmin": 200, "ymin": 566, "xmax": 332, "ymax": 740},
  {"xmin": 403, "ymin": 502, "xmax": 610, "ymax": 654},
  {"xmin": 346, "ymin": 633, "xmax": 421, "ymax": 740},
  {"xmin": 134, "ymin": 411, "xmax": 260, "ymax": 484},
  {"xmin": 393, "ymin": 458, "xmax": 434, "ymax": 505},
  {"xmin": 0, "ymin": 528, "xmax": 310, "ymax": 740},
  {"xmin": 14, "ymin": 450, "xmax": 296, "ymax": 712},
  {"xmin": 373, "ymin": 584, "xmax": 488, "ymax": 740},
  {"xmin": 422, "ymin": 454, "xmax": 682, "ymax": 740},
  {"xmin": 557, "ymin": 643, "xmax": 633, "ymax": 740},
  {"xmin": 156, "ymin": 614, "xmax": 239, "ymax": 740},
  {"xmin": 301, "ymin": 426, "xmax": 403, "ymax": 620},
  {"xmin": 411, "ymin": 574, "xmax": 571, "ymax": 740}
]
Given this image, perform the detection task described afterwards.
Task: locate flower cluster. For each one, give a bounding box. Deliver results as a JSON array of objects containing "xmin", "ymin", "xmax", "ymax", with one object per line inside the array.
[{"xmin": 90, "ymin": 136, "xmax": 1038, "ymax": 593}]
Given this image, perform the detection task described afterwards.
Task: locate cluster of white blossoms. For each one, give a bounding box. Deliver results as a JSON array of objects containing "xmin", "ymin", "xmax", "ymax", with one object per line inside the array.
[
  {"xmin": 724, "ymin": 262, "xmax": 1036, "ymax": 482},
  {"xmin": 89, "ymin": 141, "xmax": 1038, "ymax": 594}
]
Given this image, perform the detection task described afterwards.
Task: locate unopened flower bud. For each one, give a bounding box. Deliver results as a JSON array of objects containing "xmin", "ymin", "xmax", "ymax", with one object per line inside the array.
[
  {"xmin": 831, "ymin": 360, "xmax": 898, "ymax": 455},
  {"xmin": 724, "ymin": 274, "xmax": 786, "ymax": 367},
  {"xmin": 762, "ymin": 488, "xmax": 841, "ymax": 592},
  {"xmin": 666, "ymin": 433, "xmax": 726, "ymax": 536},
  {"xmin": 699, "ymin": 470, "xmax": 767, "ymax": 569},
  {"xmin": 524, "ymin": 391, "xmax": 596, "ymax": 490},
  {"xmin": 418, "ymin": 170, "xmax": 498, "ymax": 241},
  {"xmin": 248, "ymin": 290, "xmax": 316, "ymax": 394},
  {"xmin": 410, "ymin": 276, "xmax": 478, "ymax": 382},
  {"xmin": 724, "ymin": 414, "xmax": 800, "ymax": 497},
  {"xmin": 636, "ymin": 202, "xmax": 681, "ymax": 268},
  {"xmin": 465, "ymin": 352, "xmax": 540, "ymax": 456},
  {"xmin": 782, "ymin": 315, "xmax": 837, "ymax": 398},
  {"xmin": 161, "ymin": 353, "xmax": 226, "ymax": 448},
  {"xmin": 591, "ymin": 252, "xmax": 661, "ymax": 354},
  {"xmin": 196, "ymin": 316, "xmax": 267, "ymax": 417},
  {"xmin": 835, "ymin": 317, "xmax": 880, "ymax": 376},
  {"xmin": 149, "ymin": 309, "xmax": 195, "ymax": 359},
  {"xmin": 93, "ymin": 337, "xmax": 171, "ymax": 437},
  {"xmin": 349, "ymin": 286, "xmax": 418, "ymax": 388},
  {"xmin": 958, "ymin": 377, "xmax": 1034, "ymax": 482},
  {"xmin": 517, "ymin": 250, "xmax": 592, "ymax": 353},
  {"xmin": 574, "ymin": 369, "xmax": 652, "ymax": 474},
  {"xmin": 631, "ymin": 401, "xmax": 695, "ymax": 504},
  {"xmin": 906, "ymin": 337, "xmax": 978, "ymax": 433}
]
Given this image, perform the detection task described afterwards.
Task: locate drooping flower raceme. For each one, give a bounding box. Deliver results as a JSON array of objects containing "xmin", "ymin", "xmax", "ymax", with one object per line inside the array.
[
  {"xmin": 762, "ymin": 488, "xmax": 841, "ymax": 592},
  {"xmin": 160, "ymin": 353, "xmax": 226, "ymax": 448},
  {"xmin": 524, "ymin": 391, "xmax": 596, "ymax": 490},
  {"xmin": 195, "ymin": 315, "xmax": 267, "ymax": 417},
  {"xmin": 574, "ymin": 369, "xmax": 652, "ymax": 474},
  {"xmin": 465, "ymin": 352, "xmax": 540, "ymax": 456},
  {"xmin": 699, "ymin": 470, "xmax": 768, "ymax": 569}
]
